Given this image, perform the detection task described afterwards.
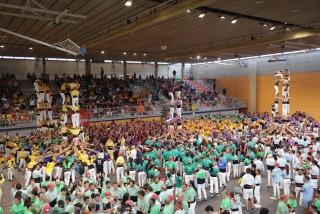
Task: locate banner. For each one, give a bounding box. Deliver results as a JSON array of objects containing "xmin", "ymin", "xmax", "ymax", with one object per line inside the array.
[
  {"xmin": 69, "ymin": 109, "xmax": 90, "ymax": 127},
  {"xmin": 80, "ymin": 110, "xmax": 90, "ymax": 127}
]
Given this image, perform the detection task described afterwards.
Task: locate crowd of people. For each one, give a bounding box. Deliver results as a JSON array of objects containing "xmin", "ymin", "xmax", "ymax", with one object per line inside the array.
[{"xmin": 0, "ymin": 110, "xmax": 320, "ymax": 213}]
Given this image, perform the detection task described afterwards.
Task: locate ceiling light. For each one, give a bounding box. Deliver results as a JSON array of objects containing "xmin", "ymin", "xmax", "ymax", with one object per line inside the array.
[
  {"xmin": 290, "ymin": 9, "xmax": 300, "ymax": 13},
  {"xmin": 261, "ymin": 23, "xmax": 268, "ymax": 27},
  {"xmin": 286, "ymin": 26, "xmax": 290, "ymax": 31},
  {"xmin": 218, "ymin": 57, "xmax": 221, "ymax": 60},
  {"xmin": 123, "ymin": 52, "xmax": 127, "ymax": 55},
  {"xmin": 0, "ymin": 45, "xmax": 4, "ymax": 48},
  {"xmin": 125, "ymin": 0, "xmax": 133, "ymax": 7},
  {"xmin": 218, "ymin": 14, "xmax": 226, "ymax": 19},
  {"xmin": 270, "ymin": 25, "xmax": 276, "ymax": 30},
  {"xmin": 143, "ymin": 53, "xmax": 146, "ymax": 56},
  {"xmin": 101, "ymin": 50, "xmax": 105, "ymax": 54},
  {"xmin": 204, "ymin": 57, "xmax": 207, "ymax": 60},
  {"xmin": 29, "ymin": 47, "xmax": 33, "ymax": 50},
  {"xmin": 231, "ymin": 18, "xmax": 238, "ymax": 24},
  {"xmin": 187, "ymin": 10, "xmax": 191, "ymax": 13},
  {"xmin": 133, "ymin": 53, "xmax": 136, "ymax": 56},
  {"xmin": 197, "ymin": 55, "xmax": 200, "ymax": 59},
  {"xmin": 198, "ymin": 12, "xmax": 206, "ymax": 18}
]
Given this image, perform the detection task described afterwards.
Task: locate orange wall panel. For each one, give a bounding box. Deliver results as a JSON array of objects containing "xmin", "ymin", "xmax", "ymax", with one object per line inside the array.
[{"xmin": 216, "ymin": 76, "xmax": 250, "ymax": 110}]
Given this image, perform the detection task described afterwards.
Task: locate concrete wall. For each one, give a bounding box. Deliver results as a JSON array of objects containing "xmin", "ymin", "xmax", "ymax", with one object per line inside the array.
[{"xmin": 0, "ymin": 59, "xmax": 191, "ymax": 80}]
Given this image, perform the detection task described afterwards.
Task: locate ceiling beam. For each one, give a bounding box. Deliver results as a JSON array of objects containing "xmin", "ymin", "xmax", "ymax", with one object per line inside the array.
[
  {"xmin": 85, "ymin": 0, "xmax": 215, "ymax": 48},
  {"xmin": 165, "ymin": 30, "xmax": 320, "ymax": 60}
]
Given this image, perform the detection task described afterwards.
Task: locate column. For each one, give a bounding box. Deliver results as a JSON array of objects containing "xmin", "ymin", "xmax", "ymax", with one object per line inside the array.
[
  {"xmin": 154, "ymin": 62, "xmax": 158, "ymax": 78},
  {"xmin": 249, "ymin": 61, "xmax": 257, "ymax": 112},
  {"xmin": 42, "ymin": 57, "xmax": 47, "ymax": 81},
  {"xmin": 123, "ymin": 60, "xmax": 127, "ymax": 80},
  {"xmin": 85, "ymin": 59, "xmax": 91, "ymax": 75},
  {"xmin": 181, "ymin": 63, "xmax": 185, "ymax": 80}
]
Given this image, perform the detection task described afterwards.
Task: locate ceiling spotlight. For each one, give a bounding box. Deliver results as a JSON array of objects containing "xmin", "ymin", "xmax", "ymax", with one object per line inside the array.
[
  {"xmin": 286, "ymin": 26, "xmax": 290, "ymax": 31},
  {"xmin": 231, "ymin": 18, "xmax": 238, "ymax": 24},
  {"xmin": 204, "ymin": 57, "xmax": 207, "ymax": 60},
  {"xmin": 101, "ymin": 50, "xmax": 105, "ymax": 54},
  {"xmin": 123, "ymin": 52, "xmax": 127, "ymax": 55},
  {"xmin": 261, "ymin": 23, "xmax": 268, "ymax": 27},
  {"xmin": 133, "ymin": 53, "xmax": 136, "ymax": 56},
  {"xmin": 270, "ymin": 25, "xmax": 276, "ymax": 30},
  {"xmin": 197, "ymin": 55, "xmax": 200, "ymax": 59},
  {"xmin": 29, "ymin": 47, "xmax": 33, "ymax": 50},
  {"xmin": 187, "ymin": 10, "xmax": 191, "ymax": 13},
  {"xmin": 218, "ymin": 14, "xmax": 226, "ymax": 19},
  {"xmin": 125, "ymin": 0, "xmax": 133, "ymax": 7},
  {"xmin": 0, "ymin": 45, "xmax": 4, "ymax": 48},
  {"xmin": 218, "ymin": 57, "xmax": 221, "ymax": 60},
  {"xmin": 198, "ymin": 12, "xmax": 206, "ymax": 18},
  {"xmin": 143, "ymin": 53, "xmax": 146, "ymax": 56}
]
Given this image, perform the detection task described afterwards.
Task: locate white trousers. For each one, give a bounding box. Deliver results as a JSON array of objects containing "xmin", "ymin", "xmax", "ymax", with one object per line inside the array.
[
  {"xmin": 210, "ymin": 176, "xmax": 219, "ymax": 194},
  {"xmin": 89, "ymin": 168, "xmax": 96, "ymax": 181},
  {"xmin": 41, "ymin": 110, "xmax": 47, "ymax": 121},
  {"xmin": 267, "ymin": 170, "xmax": 272, "ymax": 186},
  {"xmin": 71, "ymin": 169, "xmax": 76, "ymax": 183},
  {"xmin": 129, "ymin": 170, "xmax": 136, "ymax": 181},
  {"xmin": 274, "ymin": 85, "xmax": 278, "ymax": 95},
  {"xmin": 108, "ymin": 160, "xmax": 114, "ymax": 175},
  {"xmin": 283, "ymin": 178, "xmax": 291, "ymax": 196},
  {"xmin": 60, "ymin": 92, "xmax": 65, "ymax": 105},
  {"xmin": 48, "ymin": 110, "xmax": 52, "ymax": 121},
  {"xmin": 272, "ymin": 182, "xmax": 280, "ymax": 198},
  {"xmin": 176, "ymin": 108, "xmax": 181, "ymax": 117},
  {"xmin": 7, "ymin": 168, "xmax": 13, "ymax": 180},
  {"xmin": 169, "ymin": 107, "xmax": 174, "ymax": 118},
  {"xmin": 46, "ymin": 93, "xmax": 50, "ymax": 104},
  {"xmin": 25, "ymin": 170, "xmax": 32, "ymax": 186},
  {"xmin": 116, "ymin": 167, "xmax": 124, "ymax": 182},
  {"xmin": 188, "ymin": 201, "xmax": 196, "ymax": 214},
  {"xmin": 185, "ymin": 174, "xmax": 194, "ymax": 184},
  {"xmin": 72, "ymin": 97, "xmax": 79, "ymax": 109},
  {"xmin": 138, "ymin": 171, "xmax": 146, "ymax": 187},
  {"xmin": 64, "ymin": 171, "xmax": 71, "ymax": 186},
  {"xmin": 219, "ymin": 172, "xmax": 226, "ymax": 188},
  {"xmin": 54, "ymin": 166, "xmax": 62, "ymax": 180},
  {"xmin": 72, "ymin": 113, "xmax": 80, "ymax": 128},
  {"xmin": 226, "ymin": 162, "xmax": 231, "ymax": 181},
  {"xmin": 38, "ymin": 92, "xmax": 45, "ymax": 103},
  {"xmin": 19, "ymin": 159, "xmax": 26, "ymax": 168},
  {"xmin": 282, "ymin": 104, "xmax": 288, "ymax": 116},
  {"xmin": 295, "ymin": 187, "xmax": 303, "ymax": 206},
  {"xmin": 103, "ymin": 161, "xmax": 108, "ymax": 176},
  {"xmin": 254, "ymin": 185, "xmax": 260, "ymax": 204},
  {"xmin": 233, "ymin": 164, "xmax": 239, "ymax": 178},
  {"xmin": 197, "ymin": 183, "xmax": 207, "ymax": 200}
]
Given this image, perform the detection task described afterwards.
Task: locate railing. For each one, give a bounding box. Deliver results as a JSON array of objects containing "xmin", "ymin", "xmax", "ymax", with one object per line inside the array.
[{"xmin": 0, "ymin": 103, "xmax": 160, "ymax": 127}]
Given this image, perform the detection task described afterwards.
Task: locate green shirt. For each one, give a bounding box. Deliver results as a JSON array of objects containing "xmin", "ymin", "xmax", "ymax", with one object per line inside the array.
[
  {"xmin": 165, "ymin": 161, "xmax": 176, "ymax": 169},
  {"xmin": 196, "ymin": 169, "xmax": 205, "ymax": 179},
  {"xmin": 287, "ymin": 198, "xmax": 297, "ymax": 208},
  {"xmin": 276, "ymin": 201, "xmax": 289, "ymax": 214},
  {"xmin": 65, "ymin": 203, "xmax": 74, "ymax": 214},
  {"xmin": 33, "ymin": 197, "xmax": 43, "ymax": 214},
  {"xmin": 175, "ymin": 176, "xmax": 183, "ymax": 188},
  {"xmin": 151, "ymin": 181, "xmax": 163, "ymax": 193},
  {"xmin": 315, "ymin": 199, "xmax": 320, "ymax": 211},
  {"xmin": 10, "ymin": 202, "xmax": 25, "ymax": 214},
  {"xmin": 126, "ymin": 185, "xmax": 140, "ymax": 196},
  {"xmin": 185, "ymin": 187, "xmax": 196, "ymax": 201},
  {"xmin": 162, "ymin": 204, "xmax": 174, "ymax": 214},
  {"xmin": 209, "ymin": 167, "xmax": 219, "ymax": 176},
  {"xmin": 150, "ymin": 204, "xmax": 161, "ymax": 214},
  {"xmin": 220, "ymin": 197, "xmax": 231, "ymax": 210}
]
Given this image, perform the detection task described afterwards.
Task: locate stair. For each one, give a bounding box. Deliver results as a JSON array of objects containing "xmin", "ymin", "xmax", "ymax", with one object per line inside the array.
[
  {"xmin": 18, "ymin": 80, "xmax": 35, "ymax": 98},
  {"xmin": 183, "ymin": 80, "xmax": 211, "ymax": 93}
]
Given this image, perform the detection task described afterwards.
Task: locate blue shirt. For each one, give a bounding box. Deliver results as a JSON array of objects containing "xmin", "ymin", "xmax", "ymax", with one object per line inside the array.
[
  {"xmin": 281, "ymin": 170, "xmax": 291, "ymax": 179},
  {"xmin": 302, "ymin": 182, "xmax": 314, "ymax": 201},
  {"xmin": 272, "ymin": 168, "xmax": 282, "ymax": 183},
  {"xmin": 218, "ymin": 160, "xmax": 227, "ymax": 169}
]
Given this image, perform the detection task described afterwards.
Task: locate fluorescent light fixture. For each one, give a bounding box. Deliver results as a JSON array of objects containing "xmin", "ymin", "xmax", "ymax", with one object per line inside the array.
[
  {"xmin": 270, "ymin": 25, "xmax": 276, "ymax": 30},
  {"xmin": 223, "ymin": 58, "xmax": 239, "ymax": 62},
  {"xmin": 101, "ymin": 50, "xmax": 105, "ymax": 54},
  {"xmin": 231, "ymin": 18, "xmax": 238, "ymax": 24},
  {"xmin": 198, "ymin": 12, "xmax": 206, "ymax": 18},
  {"xmin": 0, "ymin": 45, "xmax": 4, "ymax": 48},
  {"xmin": 217, "ymin": 57, "xmax": 221, "ymax": 60},
  {"xmin": 127, "ymin": 61, "xmax": 142, "ymax": 64},
  {"xmin": 104, "ymin": 60, "xmax": 112, "ymax": 63},
  {"xmin": 125, "ymin": 0, "xmax": 132, "ymax": 7}
]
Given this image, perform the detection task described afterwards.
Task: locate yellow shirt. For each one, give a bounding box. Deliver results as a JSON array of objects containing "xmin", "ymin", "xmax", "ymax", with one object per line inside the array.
[
  {"xmin": 71, "ymin": 90, "xmax": 79, "ymax": 97},
  {"xmin": 116, "ymin": 156, "xmax": 125, "ymax": 165},
  {"xmin": 45, "ymin": 162, "xmax": 55, "ymax": 173},
  {"xmin": 27, "ymin": 161, "xmax": 37, "ymax": 169}
]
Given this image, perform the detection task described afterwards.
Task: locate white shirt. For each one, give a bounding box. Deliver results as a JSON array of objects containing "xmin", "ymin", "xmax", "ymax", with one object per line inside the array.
[
  {"xmin": 266, "ymin": 158, "xmax": 275, "ymax": 166},
  {"xmin": 254, "ymin": 160, "xmax": 264, "ymax": 171}
]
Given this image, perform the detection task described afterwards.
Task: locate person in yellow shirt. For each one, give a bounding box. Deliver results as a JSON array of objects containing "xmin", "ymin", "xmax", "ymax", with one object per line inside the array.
[
  {"xmin": 71, "ymin": 89, "xmax": 79, "ymax": 109},
  {"xmin": 0, "ymin": 172, "xmax": 5, "ymax": 202},
  {"xmin": 115, "ymin": 151, "xmax": 125, "ymax": 183},
  {"xmin": 45, "ymin": 157, "xmax": 56, "ymax": 180},
  {"xmin": 18, "ymin": 147, "xmax": 27, "ymax": 170},
  {"xmin": 60, "ymin": 82, "xmax": 66, "ymax": 104},
  {"xmin": 106, "ymin": 139, "xmax": 114, "ymax": 151},
  {"xmin": 6, "ymin": 156, "xmax": 14, "ymax": 181}
]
